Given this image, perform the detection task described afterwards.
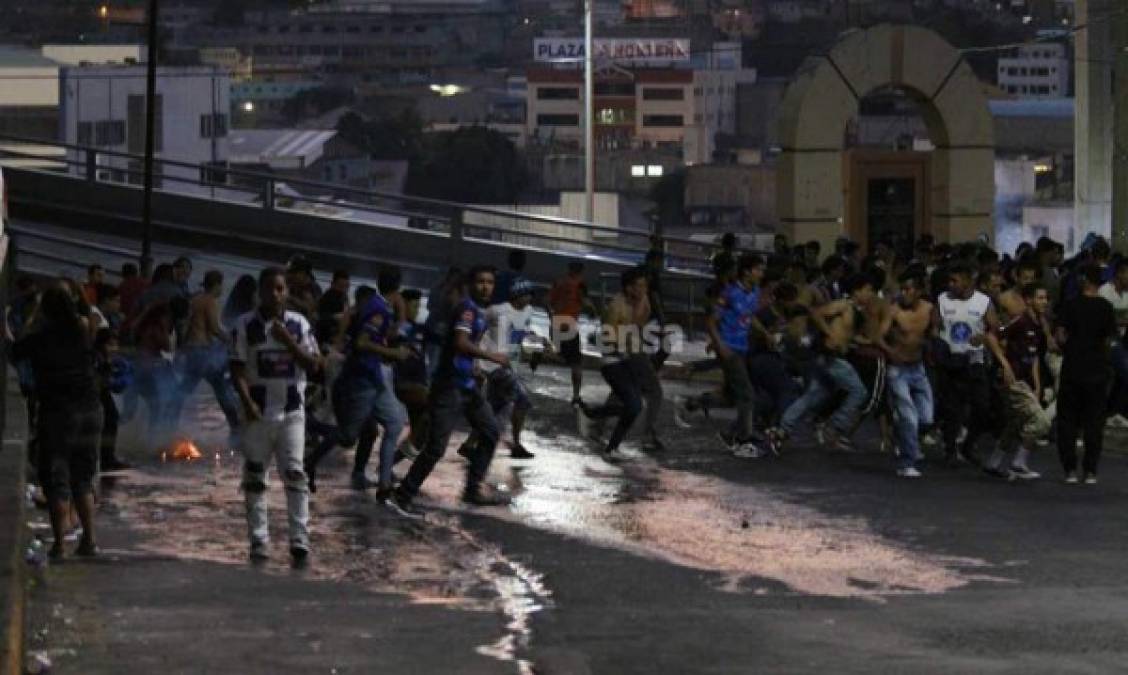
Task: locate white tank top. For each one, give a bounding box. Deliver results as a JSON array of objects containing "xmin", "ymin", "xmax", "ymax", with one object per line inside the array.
[{"xmin": 938, "ymin": 291, "xmax": 991, "ymax": 360}]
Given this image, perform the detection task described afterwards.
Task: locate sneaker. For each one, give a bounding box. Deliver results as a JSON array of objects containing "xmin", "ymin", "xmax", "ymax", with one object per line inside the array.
[
  {"xmin": 290, "ymin": 546, "xmax": 310, "ymax": 569},
  {"xmin": 374, "ymin": 481, "xmax": 395, "ymax": 503},
  {"xmin": 399, "ymin": 441, "xmax": 421, "ymax": 460},
  {"xmin": 1063, "ymin": 472, "xmax": 1079, "ymax": 485},
  {"xmin": 510, "ymin": 443, "xmax": 536, "ymax": 459},
  {"xmin": 1107, "ymin": 414, "xmax": 1128, "ymax": 429},
  {"xmin": 828, "ymin": 434, "xmax": 858, "ymax": 453},
  {"xmin": 1084, "ymin": 473, "xmax": 1098, "ymax": 485},
  {"xmin": 642, "ymin": 435, "xmax": 666, "ymax": 453},
  {"xmin": 350, "ymin": 473, "xmax": 373, "ymax": 491},
  {"xmin": 463, "ymin": 486, "xmax": 513, "ymax": 507},
  {"xmin": 1009, "ymin": 466, "xmax": 1041, "ymax": 481},
  {"xmin": 101, "ymin": 457, "xmax": 133, "ymax": 472},
  {"xmin": 385, "ymin": 491, "xmax": 425, "ymax": 519},
  {"xmin": 601, "ymin": 447, "xmax": 628, "ymax": 464},
  {"xmin": 672, "ymin": 396, "xmax": 695, "ymax": 429},
  {"xmin": 249, "ymin": 540, "xmax": 269, "ymax": 562},
  {"xmin": 764, "ymin": 428, "xmax": 787, "ymax": 456},
  {"xmin": 983, "ymin": 466, "xmax": 1015, "ymax": 481},
  {"xmin": 717, "ymin": 431, "xmax": 739, "ymax": 451},
  {"xmin": 733, "ymin": 443, "xmax": 765, "ymax": 459},
  {"xmin": 74, "ymin": 539, "xmax": 99, "ymax": 557},
  {"xmin": 896, "ymin": 467, "xmax": 923, "ymax": 479}
]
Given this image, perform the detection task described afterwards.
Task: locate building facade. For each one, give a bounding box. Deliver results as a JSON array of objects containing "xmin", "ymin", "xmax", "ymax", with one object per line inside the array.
[
  {"xmin": 59, "ymin": 65, "xmax": 231, "ymax": 192},
  {"xmin": 525, "ymin": 38, "xmax": 755, "ymax": 165},
  {"xmin": 997, "ymin": 43, "xmax": 1069, "ymax": 98}
]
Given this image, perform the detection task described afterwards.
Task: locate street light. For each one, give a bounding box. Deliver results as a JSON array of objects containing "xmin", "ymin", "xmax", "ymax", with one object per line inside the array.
[{"xmin": 583, "ymin": 0, "xmax": 594, "ymax": 224}]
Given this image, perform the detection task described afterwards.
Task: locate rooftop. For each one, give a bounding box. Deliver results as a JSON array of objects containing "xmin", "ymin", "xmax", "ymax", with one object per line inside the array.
[{"xmin": 0, "ymin": 45, "xmax": 58, "ymax": 68}]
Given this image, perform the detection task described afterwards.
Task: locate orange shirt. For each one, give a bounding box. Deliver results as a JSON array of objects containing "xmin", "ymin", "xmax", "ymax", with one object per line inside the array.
[{"xmin": 549, "ymin": 276, "xmax": 586, "ymax": 318}]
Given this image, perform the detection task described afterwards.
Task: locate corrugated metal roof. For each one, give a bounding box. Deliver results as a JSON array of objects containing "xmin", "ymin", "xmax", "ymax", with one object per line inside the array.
[{"xmin": 228, "ymin": 129, "xmax": 336, "ymax": 165}]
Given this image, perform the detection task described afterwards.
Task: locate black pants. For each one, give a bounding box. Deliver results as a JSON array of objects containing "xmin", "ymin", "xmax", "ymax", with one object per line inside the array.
[
  {"xmin": 399, "ymin": 381, "xmax": 499, "ymax": 499},
  {"xmin": 1058, "ymin": 377, "xmax": 1110, "ymax": 476},
  {"xmin": 100, "ymin": 388, "xmax": 121, "ymax": 466},
  {"xmin": 937, "ymin": 363, "xmax": 993, "ymax": 458},
  {"xmin": 584, "ymin": 360, "xmax": 643, "ymax": 452}
]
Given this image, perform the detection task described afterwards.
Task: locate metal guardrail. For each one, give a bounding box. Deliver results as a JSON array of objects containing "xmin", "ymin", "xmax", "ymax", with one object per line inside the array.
[{"xmin": 0, "ymin": 133, "xmax": 722, "ymax": 276}]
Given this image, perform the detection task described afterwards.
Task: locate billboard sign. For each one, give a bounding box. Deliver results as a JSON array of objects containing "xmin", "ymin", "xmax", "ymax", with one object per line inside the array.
[{"xmin": 534, "ymin": 38, "xmax": 690, "ymax": 64}]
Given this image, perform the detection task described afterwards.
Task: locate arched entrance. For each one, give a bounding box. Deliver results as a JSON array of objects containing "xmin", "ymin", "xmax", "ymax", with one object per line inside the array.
[{"xmin": 776, "ymin": 24, "xmax": 995, "ymax": 255}]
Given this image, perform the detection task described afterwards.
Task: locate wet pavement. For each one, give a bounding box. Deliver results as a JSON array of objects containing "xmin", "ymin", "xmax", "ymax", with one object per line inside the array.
[{"xmin": 23, "ymin": 363, "xmax": 1128, "ymax": 673}]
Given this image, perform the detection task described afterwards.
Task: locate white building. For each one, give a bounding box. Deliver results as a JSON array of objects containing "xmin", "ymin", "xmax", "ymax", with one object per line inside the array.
[
  {"xmin": 997, "ymin": 43, "xmax": 1069, "ymax": 98},
  {"xmin": 59, "ymin": 65, "xmax": 231, "ymax": 192}
]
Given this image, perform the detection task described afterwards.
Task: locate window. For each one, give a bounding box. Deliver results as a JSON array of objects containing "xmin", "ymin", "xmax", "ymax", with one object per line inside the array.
[
  {"xmin": 94, "ymin": 120, "xmax": 125, "ymax": 146},
  {"xmin": 596, "ymin": 107, "xmax": 633, "ymax": 125},
  {"xmin": 127, "ymin": 94, "xmax": 163, "ymax": 153},
  {"xmin": 536, "ymin": 114, "xmax": 579, "ymax": 126},
  {"xmin": 631, "ymin": 165, "xmax": 646, "ymax": 177},
  {"xmin": 647, "ymin": 165, "xmax": 663, "ymax": 177},
  {"xmin": 536, "ymin": 87, "xmax": 579, "ymax": 100},
  {"xmin": 594, "ymin": 82, "xmax": 634, "ymax": 96},
  {"xmin": 642, "ymin": 114, "xmax": 683, "ymax": 127},
  {"xmin": 77, "ymin": 121, "xmax": 93, "ymax": 146},
  {"xmin": 199, "ymin": 113, "xmax": 228, "ymax": 139},
  {"xmin": 642, "ymin": 87, "xmax": 684, "ymax": 101}
]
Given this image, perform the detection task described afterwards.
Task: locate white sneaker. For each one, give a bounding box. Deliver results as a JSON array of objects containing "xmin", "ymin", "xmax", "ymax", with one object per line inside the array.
[
  {"xmin": 1009, "ymin": 466, "xmax": 1041, "ymax": 480},
  {"xmin": 601, "ymin": 448, "xmax": 628, "ymax": 464},
  {"xmin": 1108, "ymin": 415, "xmax": 1128, "ymax": 429},
  {"xmin": 733, "ymin": 443, "xmax": 765, "ymax": 459},
  {"xmin": 672, "ymin": 396, "xmax": 694, "ymax": 430},
  {"xmin": 896, "ymin": 467, "xmax": 923, "ymax": 478}
]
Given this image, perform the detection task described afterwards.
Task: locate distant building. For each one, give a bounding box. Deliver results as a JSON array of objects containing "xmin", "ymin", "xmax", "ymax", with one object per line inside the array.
[
  {"xmin": 59, "ymin": 64, "xmax": 231, "ymax": 192},
  {"xmin": 171, "ymin": 0, "xmax": 509, "ymax": 85},
  {"xmin": 997, "ymin": 43, "xmax": 1069, "ymax": 98},
  {"xmin": 227, "ymin": 128, "xmax": 403, "ymax": 193},
  {"xmin": 525, "ymin": 38, "xmax": 755, "ymax": 165}
]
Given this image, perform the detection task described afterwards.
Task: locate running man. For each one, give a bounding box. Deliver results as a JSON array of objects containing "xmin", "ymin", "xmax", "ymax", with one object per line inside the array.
[
  {"xmin": 987, "ymin": 282, "xmax": 1052, "ymax": 481},
  {"xmin": 548, "ymin": 262, "xmax": 592, "ymax": 405},
  {"xmin": 230, "ymin": 267, "xmax": 323, "ymax": 566},
  {"xmin": 577, "ymin": 268, "xmax": 654, "ymax": 463},
  {"xmin": 391, "ymin": 266, "xmax": 513, "ymax": 516},
  {"xmin": 768, "ymin": 273, "xmax": 875, "ymax": 453},
  {"xmin": 700, "ymin": 254, "xmax": 765, "ymax": 455},
  {"xmin": 178, "ymin": 270, "xmax": 241, "ymax": 436},
  {"xmin": 876, "ymin": 272, "xmax": 934, "ymax": 477},
  {"xmin": 460, "ymin": 279, "xmax": 553, "ymax": 460},
  {"xmin": 933, "ymin": 263, "xmax": 1004, "ymax": 465}
]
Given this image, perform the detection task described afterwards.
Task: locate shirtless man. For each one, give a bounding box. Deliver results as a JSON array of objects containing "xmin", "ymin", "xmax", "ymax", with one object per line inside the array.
[
  {"xmin": 178, "ymin": 270, "xmax": 241, "ymax": 434},
  {"xmin": 997, "ymin": 260, "xmax": 1040, "ymax": 323},
  {"xmin": 878, "ymin": 272, "xmax": 935, "ymax": 478},
  {"xmin": 768, "ymin": 273, "xmax": 876, "ymax": 453},
  {"xmin": 578, "ymin": 268, "xmax": 657, "ymax": 462}
]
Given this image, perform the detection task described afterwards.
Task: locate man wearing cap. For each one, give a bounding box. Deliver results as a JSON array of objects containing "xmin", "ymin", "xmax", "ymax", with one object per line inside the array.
[{"xmin": 460, "ymin": 278, "xmax": 552, "ymax": 459}]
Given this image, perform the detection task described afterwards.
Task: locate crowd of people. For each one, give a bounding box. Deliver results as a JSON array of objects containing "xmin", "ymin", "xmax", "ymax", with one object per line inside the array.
[{"xmin": 10, "ymin": 229, "xmax": 1128, "ymax": 565}]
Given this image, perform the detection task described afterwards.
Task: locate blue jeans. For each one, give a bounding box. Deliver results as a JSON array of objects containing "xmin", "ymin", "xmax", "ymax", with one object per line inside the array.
[
  {"xmin": 177, "ymin": 343, "xmax": 241, "ymax": 431},
  {"xmin": 781, "ymin": 355, "xmax": 867, "ymax": 437},
  {"xmin": 886, "ymin": 362, "xmax": 934, "ymax": 469},
  {"xmin": 332, "ymin": 372, "xmax": 407, "ymax": 485},
  {"xmin": 130, "ymin": 353, "xmax": 180, "ymax": 448}
]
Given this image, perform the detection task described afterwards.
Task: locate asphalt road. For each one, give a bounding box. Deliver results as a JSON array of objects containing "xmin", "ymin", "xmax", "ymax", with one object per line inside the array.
[{"xmin": 23, "ymin": 358, "xmax": 1128, "ymax": 674}]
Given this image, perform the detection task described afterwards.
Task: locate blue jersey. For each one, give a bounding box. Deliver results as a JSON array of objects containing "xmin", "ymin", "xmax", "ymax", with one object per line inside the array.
[
  {"xmin": 344, "ymin": 294, "xmax": 396, "ymax": 385},
  {"xmin": 715, "ymin": 282, "xmax": 759, "ymax": 354},
  {"xmin": 439, "ymin": 298, "xmax": 488, "ymax": 390}
]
